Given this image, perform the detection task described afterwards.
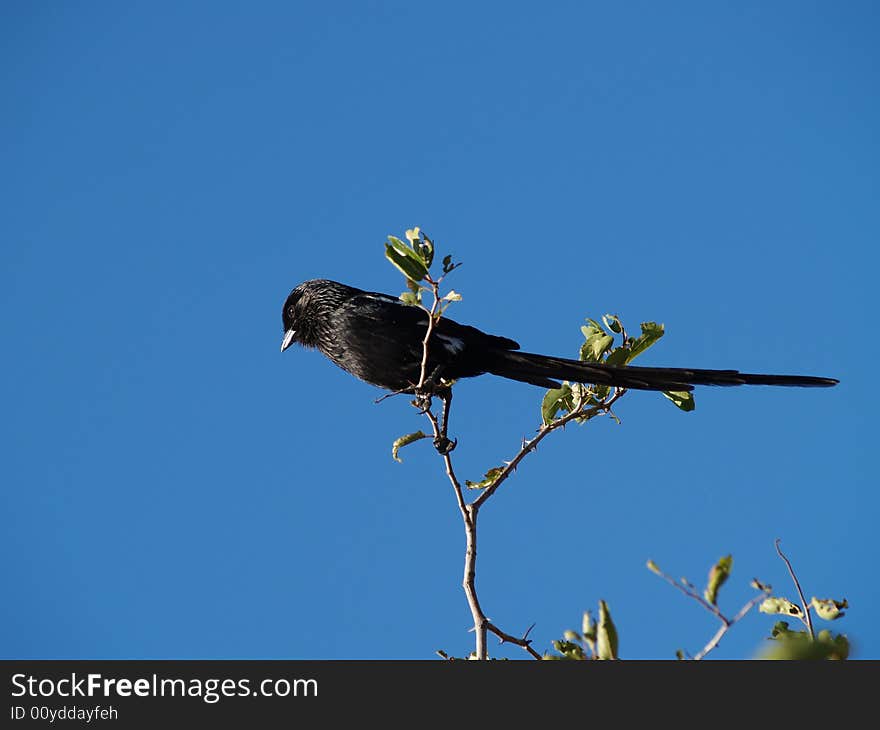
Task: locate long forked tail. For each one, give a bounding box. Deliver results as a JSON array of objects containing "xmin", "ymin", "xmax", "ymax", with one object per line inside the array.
[{"xmin": 487, "ymin": 350, "xmax": 839, "ymax": 392}]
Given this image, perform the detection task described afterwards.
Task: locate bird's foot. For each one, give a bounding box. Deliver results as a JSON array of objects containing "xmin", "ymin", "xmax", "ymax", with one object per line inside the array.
[
  {"xmin": 413, "ymin": 393, "xmax": 433, "ymax": 415},
  {"xmin": 433, "ymin": 435, "xmax": 458, "ymax": 455}
]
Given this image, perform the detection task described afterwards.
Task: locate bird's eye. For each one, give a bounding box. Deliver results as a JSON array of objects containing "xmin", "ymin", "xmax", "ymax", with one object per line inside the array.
[{"xmin": 287, "ymin": 306, "xmax": 296, "ymax": 319}]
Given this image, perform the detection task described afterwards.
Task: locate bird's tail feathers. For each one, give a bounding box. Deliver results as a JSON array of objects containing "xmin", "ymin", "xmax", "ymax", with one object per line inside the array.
[{"xmin": 486, "ymin": 351, "xmax": 838, "ymax": 392}]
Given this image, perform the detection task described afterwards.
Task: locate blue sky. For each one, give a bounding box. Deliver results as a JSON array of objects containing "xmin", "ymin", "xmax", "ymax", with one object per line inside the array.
[{"xmin": 1, "ymin": 1, "xmax": 875, "ymax": 659}]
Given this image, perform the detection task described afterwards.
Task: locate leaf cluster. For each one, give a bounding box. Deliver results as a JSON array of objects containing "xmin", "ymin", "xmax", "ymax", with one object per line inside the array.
[
  {"xmin": 385, "ymin": 227, "xmax": 460, "ymax": 308},
  {"xmin": 541, "ymin": 315, "xmax": 694, "ymax": 427},
  {"xmin": 547, "ymin": 600, "xmax": 618, "ymax": 660}
]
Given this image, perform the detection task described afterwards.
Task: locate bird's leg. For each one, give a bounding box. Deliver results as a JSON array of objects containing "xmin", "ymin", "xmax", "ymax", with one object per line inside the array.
[
  {"xmin": 413, "ymin": 364, "xmax": 457, "ymax": 454},
  {"xmin": 422, "ymin": 364, "xmax": 445, "ymax": 391},
  {"xmin": 433, "ymin": 387, "xmax": 457, "ymax": 455},
  {"xmin": 413, "ymin": 364, "xmax": 445, "ymax": 413}
]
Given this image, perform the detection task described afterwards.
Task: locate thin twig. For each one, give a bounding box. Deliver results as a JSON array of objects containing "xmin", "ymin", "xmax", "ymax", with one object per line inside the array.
[
  {"xmin": 650, "ymin": 565, "xmax": 726, "ymax": 623},
  {"xmin": 415, "ymin": 269, "xmax": 629, "ymax": 660},
  {"xmin": 416, "ymin": 277, "xmax": 441, "ymax": 390},
  {"xmin": 486, "ymin": 622, "xmax": 543, "ymax": 660},
  {"xmin": 472, "ymin": 388, "xmax": 626, "ymax": 510},
  {"xmin": 413, "ymin": 273, "xmax": 492, "ymax": 658},
  {"xmin": 425, "ymin": 377, "xmax": 625, "ymax": 659},
  {"xmin": 729, "ymin": 590, "xmax": 769, "ymax": 626},
  {"xmin": 651, "ymin": 563, "xmax": 770, "ymax": 660},
  {"xmin": 774, "ymin": 538, "xmax": 814, "ymax": 639},
  {"xmin": 422, "ymin": 409, "xmax": 467, "ymax": 515},
  {"xmin": 691, "ymin": 592, "xmax": 768, "ymax": 660},
  {"xmin": 423, "ymin": 399, "xmax": 488, "ymax": 657},
  {"xmin": 426, "ymin": 398, "xmax": 544, "ymax": 660},
  {"xmin": 462, "ymin": 504, "xmax": 487, "ymax": 659}
]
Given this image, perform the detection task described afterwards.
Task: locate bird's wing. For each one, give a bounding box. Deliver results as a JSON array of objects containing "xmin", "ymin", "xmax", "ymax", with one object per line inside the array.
[{"xmin": 354, "ymin": 292, "xmax": 521, "ymax": 353}]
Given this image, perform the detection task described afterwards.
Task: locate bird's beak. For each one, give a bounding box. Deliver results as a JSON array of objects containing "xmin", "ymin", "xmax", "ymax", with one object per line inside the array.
[{"xmin": 280, "ymin": 329, "xmax": 296, "ymax": 353}]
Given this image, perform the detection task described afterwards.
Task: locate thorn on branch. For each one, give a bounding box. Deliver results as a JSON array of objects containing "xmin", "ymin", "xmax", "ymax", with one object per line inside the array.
[{"xmin": 486, "ymin": 622, "xmax": 543, "ymax": 660}]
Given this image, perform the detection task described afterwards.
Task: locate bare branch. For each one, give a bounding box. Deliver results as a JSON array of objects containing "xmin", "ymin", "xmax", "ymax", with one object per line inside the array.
[
  {"xmin": 409, "ymin": 270, "xmax": 494, "ymax": 658},
  {"xmin": 422, "ymin": 408, "xmax": 467, "ymax": 514},
  {"xmin": 416, "ymin": 277, "xmax": 441, "ymax": 390},
  {"xmin": 691, "ymin": 591, "xmax": 768, "ymax": 660},
  {"xmin": 486, "ymin": 622, "xmax": 543, "ymax": 660},
  {"xmin": 472, "ymin": 388, "xmax": 626, "ymax": 510},
  {"xmin": 650, "ymin": 562, "xmax": 770, "ymax": 660},
  {"xmin": 413, "ymin": 268, "xmax": 631, "ymax": 660},
  {"xmin": 650, "ymin": 564, "xmax": 726, "ymax": 623},
  {"xmin": 462, "ymin": 503, "xmax": 487, "ymax": 659},
  {"xmin": 422, "ymin": 364, "xmax": 627, "ymax": 658},
  {"xmin": 422, "ymin": 401, "xmax": 488, "ymax": 657},
  {"xmin": 774, "ymin": 538, "xmax": 814, "ymax": 639}
]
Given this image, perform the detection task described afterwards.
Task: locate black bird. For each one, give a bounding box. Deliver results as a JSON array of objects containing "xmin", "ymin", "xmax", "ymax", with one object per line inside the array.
[{"xmin": 281, "ymin": 279, "xmax": 838, "ymax": 449}]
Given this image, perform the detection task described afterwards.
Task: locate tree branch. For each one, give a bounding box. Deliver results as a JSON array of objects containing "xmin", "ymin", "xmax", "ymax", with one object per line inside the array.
[
  {"xmin": 486, "ymin": 622, "xmax": 543, "ymax": 660},
  {"xmin": 421, "ymin": 375, "xmax": 626, "ymax": 658},
  {"xmin": 416, "ymin": 277, "xmax": 441, "ymax": 390},
  {"xmin": 691, "ymin": 592, "xmax": 768, "ymax": 660},
  {"xmin": 422, "ymin": 405, "xmax": 488, "ymax": 657},
  {"xmin": 650, "ymin": 565, "xmax": 726, "ymax": 624},
  {"xmin": 650, "ymin": 563, "xmax": 770, "ymax": 660},
  {"xmin": 411, "ymin": 262, "xmax": 628, "ymax": 660},
  {"xmin": 472, "ymin": 388, "xmax": 626, "ymax": 510}
]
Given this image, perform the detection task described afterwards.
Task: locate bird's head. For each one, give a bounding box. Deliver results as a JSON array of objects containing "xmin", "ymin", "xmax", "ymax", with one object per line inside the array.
[
  {"xmin": 281, "ymin": 279, "xmax": 350, "ymax": 352},
  {"xmin": 280, "ymin": 285, "xmax": 311, "ymax": 352}
]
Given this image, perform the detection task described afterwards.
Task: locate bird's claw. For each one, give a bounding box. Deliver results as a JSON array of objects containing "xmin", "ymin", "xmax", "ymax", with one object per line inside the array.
[
  {"xmin": 433, "ymin": 435, "xmax": 458, "ymax": 455},
  {"xmin": 412, "ymin": 394, "xmax": 433, "ymax": 414}
]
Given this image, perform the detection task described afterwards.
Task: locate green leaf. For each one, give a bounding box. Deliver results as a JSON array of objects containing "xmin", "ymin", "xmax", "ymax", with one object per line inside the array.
[
  {"xmin": 770, "ymin": 620, "xmax": 804, "ymax": 639},
  {"xmin": 581, "ymin": 320, "xmax": 605, "ymax": 340},
  {"xmin": 415, "ymin": 234, "xmax": 434, "ymax": 268},
  {"xmin": 386, "ymin": 235, "xmax": 409, "ymax": 254},
  {"xmin": 605, "ymin": 346, "xmax": 630, "ymax": 367},
  {"xmin": 552, "ymin": 640, "xmax": 586, "ymax": 660},
  {"xmin": 399, "ymin": 291, "xmax": 421, "ymax": 306},
  {"xmin": 386, "ymin": 234, "xmax": 429, "ymax": 276},
  {"xmin": 541, "ymin": 384, "xmax": 574, "ymax": 425},
  {"xmin": 580, "ymin": 333, "xmax": 614, "ymax": 362},
  {"xmin": 816, "ymin": 631, "xmax": 850, "ymax": 660},
  {"xmin": 391, "ymin": 430, "xmax": 428, "ymax": 462},
  {"xmin": 581, "ymin": 611, "xmax": 596, "ymax": 640},
  {"xmin": 646, "ymin": 559, "xmax": 662, "ymax": 576},
  {"xmin": 581, "ymin": 611, "xmax": 596, "ymax": 655},
  {"xmin": 385, "ymin": 240, "xmax": 428, "ymax": 283},
  {"xmin": 560, "ymin": 383, "xmax": 583, "ymax": 420},
  {"xmin": 759, "ymin": 597, "xmax": 804, "ymax": 618},
  {"xmin": 663, "ymin": 390, "xmax": 695, "ymax": 412},
  {"xmin": 442, "ymin": 290, "xmax": 462, "ymax": 302},
  {"xmin": 811, "ymin": 597, "xmax": 848, "ymax": 621},
  {"xmin": 760, "ymin": 622, "xmax": 850, "ymax": 660},
  {"xmin": 596, "ymin": 600, "xmax": 618, "ymax": 660},
  {"xmin": 603, "ymin": 314, "xmax": 623, "ymax": 334},
  {"xmin": 626, "ymin": 321, "xmax": 665, "ymax": 363},
  {"xmin": 465, "ymin": 465, "xmax": 505, "ymax": 490},
  {"xmin": 704, "ymin": 554, "xmax": 733, "ymax": 606}
]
